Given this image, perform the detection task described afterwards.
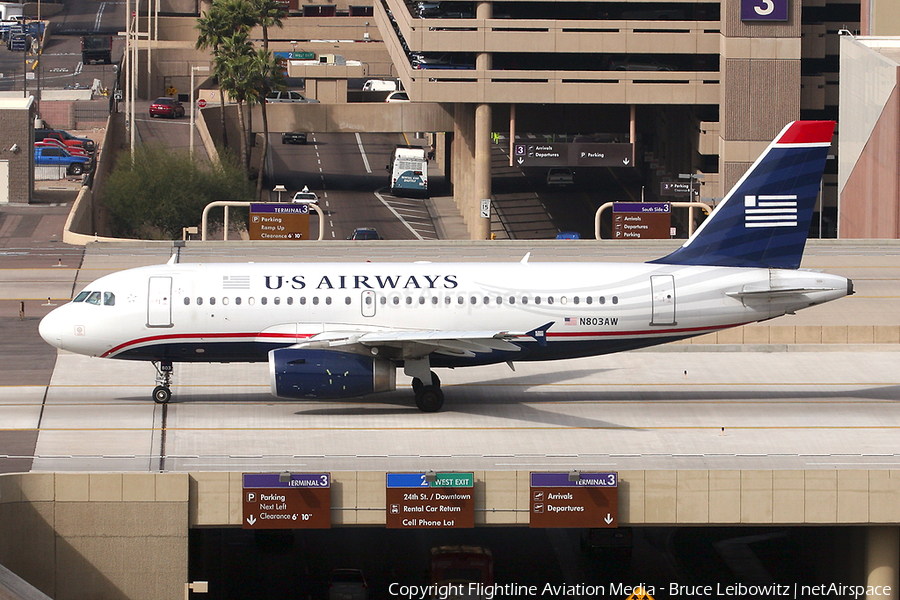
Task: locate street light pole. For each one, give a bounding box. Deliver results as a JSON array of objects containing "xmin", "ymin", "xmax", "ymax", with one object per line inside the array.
[{"xmin": 190, "ymin": 65, "xmax": 209, "ymax": 158}]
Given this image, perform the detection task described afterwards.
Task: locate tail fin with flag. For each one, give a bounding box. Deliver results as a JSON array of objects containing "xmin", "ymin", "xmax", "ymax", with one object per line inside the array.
[{"xmin": 653, "ymin": 120, "xmax": 835, "ymax": 269}]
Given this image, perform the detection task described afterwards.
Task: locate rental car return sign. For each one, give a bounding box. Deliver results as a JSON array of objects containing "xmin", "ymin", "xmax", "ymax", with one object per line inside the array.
[{"xmin": 386, "ymin": 472, "xmax": 475, "ymax": 529}]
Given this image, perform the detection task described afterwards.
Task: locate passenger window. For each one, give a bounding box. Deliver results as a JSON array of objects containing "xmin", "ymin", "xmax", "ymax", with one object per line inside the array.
[
  {"xmin": 483, "ymin": 297, "xmax": 489, "ymax": 305},
  {"xmin": 573, "ymin": 297, "xmax": 579, "ymax": 305},
  {"xmin": 599, "ymin": 297, "xmax": 606, "ymax": 305},
  {"xmin": 432, "ymin": 297, "xmax": 438, "ymax": 305},
  {"xmin": 222, "ymin": 297, "xmax": 229, "ymax": 305},
  {"xmin": 312, "ymin": 297, "xmax": 319, "ymax": 305},
  {"xmin": 457, "ymin": 296, "xmax": 464, "ymax": 305},
  {"xmin": 261, "ymin": 297, "xmax": 267, "ymax": 305},
  {"xmin": 184, "ymin": 297, "xmax": 190, "ymax": 306},
  {"xmin": 406, "ymin": 297, "xmax": 413, "ymax": 305},
  {"xmin": 103, "ymin": 292, "xmax": 116, "ymax": 306},
  {"xmin": 210, "ymin": 297, "xmax": 216, "ymax": 305},
  {"xmin": 392, "ymin": 297, "xmax": 400, "ymax": 305},
  {"xmin": 235, "ymin": 297, "xmax": 242, "ymax": 306},
  {"xmin": 444, "ymin": 296, "xmax": 451, "ymax": 305},
  {"xmin": 470, "ymin": 296, "xmax": 477, "ymax": 305},
  {"xmin": 85, "ymin": 291, "xmax": 102, "ymax": 305},
  {"xmin": 534, "ymin": 296, "xmax": 541, "ymax": 305},
  {"xmin": 418, "ymin": 297, "xmax": 425, "ymax": 305},
  {"xmin": 300, "ymin": 297, "xmax": 307, "ymax": 305},
  {"xmin": 325, "ymin": 297, "xmax": 332, "ymax": 305},
  {"xmin": 287, "ymin": 297, "xmax": 294, "ymax": 305},
  {"xmin": 345, "ymin": 297, "xmax": 352, "ymax": 305},
  {"xmin": 509, "ymin": 297, "xmax": 516, "ymax": 304},
  {"xmin": 380, "ymin": 297, "xmax": 387, "ymax": 305},
  {"xmin": 248, "ymin": 297, "xmax": 255, "ymax": 306},
  {"xmin": 197, "ymin": 297, "xmax": 203, "ymax": 306},
  {"xmin": 586, "ymin": 296, "xmax": 593, "ymax": 305},
  {"xmin": 73, "ymin": 291, "xmax": 90, "ymax": 302},
  {"xmin": 612, "ymin": 296, "xmax": 619, "ymax": 304},
  {"xmin": 547, "ymin": 297, "xmax": 554, "ymax": 305},
  {"xmin": 522, "ymin": 297, "xmax": 529, "ymax": 305},
  {"xmin": 274, "ymin": 297, "xmax": 280, "ymax": 305}
]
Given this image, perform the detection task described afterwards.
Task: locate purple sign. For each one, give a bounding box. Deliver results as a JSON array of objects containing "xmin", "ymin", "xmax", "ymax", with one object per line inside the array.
[
  {"xmin": 741, "ymin": 0, "xmax": 788, "ymax": 20},
  {"xmin": 243, "ymin": 473, "xmax": 330, "ymax": 489},
  {"xmin": 530, "ymin": 472, "xmax": 618, "ymax": 487},
  {"xmin": 613, "ymin": 202, "xmax": 670, "ymax": 214},
  {"xmin": 250, "ymin": 203, "xmax": 309, "ymax": 214}
]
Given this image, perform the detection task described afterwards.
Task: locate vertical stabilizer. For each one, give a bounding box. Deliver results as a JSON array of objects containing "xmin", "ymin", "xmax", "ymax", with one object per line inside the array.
[{"xmin": 653, "ymin": 121, "xmax": 835, "ymax": 269}]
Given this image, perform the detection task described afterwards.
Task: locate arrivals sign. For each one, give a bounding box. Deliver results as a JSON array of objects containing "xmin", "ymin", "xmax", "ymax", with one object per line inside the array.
[
  {"xmin": 612, "ymin": 202, "xmax": 671, "ymax": 239},
  {"xmin": 513, "ymin": 143, "xmax": 634, "ymax": 167},
  {"xmin": 242, "ymin": 473, "xmax": 331, "ymax": 529},
  {"xmin": 529, "ymin": 472, "xmax": 619, "ymax": 528},
  {"xmin": 249, "ymin": 203, "xmax": 309, "ymax": 241},
  {"xmin": 385, "ymin": 472, "xmax": 475, "ymax": 529}
]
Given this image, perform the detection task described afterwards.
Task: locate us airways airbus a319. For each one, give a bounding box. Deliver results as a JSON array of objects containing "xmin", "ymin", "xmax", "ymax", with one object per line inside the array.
[{"xmin": 39, "ymin": 121, "xmax": 852, "ymax": 412}]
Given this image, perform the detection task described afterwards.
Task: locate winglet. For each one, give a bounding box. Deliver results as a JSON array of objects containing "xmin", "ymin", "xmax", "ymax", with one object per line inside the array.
[
  {"xmin": 526, "ymin": 321, "xmax": 554, "ymax": 347},
  {"xmin": 652, "ymin": 120, "xmax": 835, "ymax": 270}
]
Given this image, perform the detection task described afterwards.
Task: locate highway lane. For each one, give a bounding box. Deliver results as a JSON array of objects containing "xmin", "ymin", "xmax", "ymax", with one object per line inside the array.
[{"xmin": 268, "ymin": 132, "xmax": 439, "ymax": 241}]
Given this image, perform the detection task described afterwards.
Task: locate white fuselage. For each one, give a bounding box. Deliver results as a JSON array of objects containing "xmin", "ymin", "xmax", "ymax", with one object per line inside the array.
[{"xmin": 39, "ymin": 260, "xmax": 850, "ymax": 366}]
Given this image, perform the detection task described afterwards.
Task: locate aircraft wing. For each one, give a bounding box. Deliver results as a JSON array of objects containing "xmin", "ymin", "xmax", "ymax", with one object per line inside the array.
[{"xmin": 292, "ymin": 322, "xmax": 554, "ymax": 358}]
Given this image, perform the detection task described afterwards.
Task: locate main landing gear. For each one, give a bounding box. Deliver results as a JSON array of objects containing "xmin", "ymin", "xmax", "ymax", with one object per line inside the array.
[
  {"xmin": 411, "ymin": 371, "xmax": 443, "ymax": 413},
  {"xmin": 152, "ymin": 360, "xmax": 173, "ymax": 404}
]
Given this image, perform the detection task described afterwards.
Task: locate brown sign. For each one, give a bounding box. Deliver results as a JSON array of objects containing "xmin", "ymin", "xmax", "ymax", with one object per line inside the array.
[
  {"xmin": 248, "ymin": 203, "xmax": 310, "ymax": 241},
  {"xmin": 612, "ymin": 202, "xmax": 671, "ymax": 239},
  {"xmin": 242, "ymin": 473, "xmax": 331, "ymax": 529},
  {"xmin": 529, "ymin": 472, "xmax": 619, "ymax": 528},
  {"xmin": 385, "ymin": 472, "xmax": 475, "ymax": 529}
]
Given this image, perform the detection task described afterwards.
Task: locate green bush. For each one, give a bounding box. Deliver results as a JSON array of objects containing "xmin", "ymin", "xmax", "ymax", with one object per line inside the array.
[{"xmin": 102, "ymin": 145, "xmax": 254, "ymax": 239}]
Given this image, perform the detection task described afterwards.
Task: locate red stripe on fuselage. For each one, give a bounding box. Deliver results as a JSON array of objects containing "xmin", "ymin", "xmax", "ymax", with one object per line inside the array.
[{"xmin": 101, "ymin": 332, "xmax": 312, "ymax": 358}]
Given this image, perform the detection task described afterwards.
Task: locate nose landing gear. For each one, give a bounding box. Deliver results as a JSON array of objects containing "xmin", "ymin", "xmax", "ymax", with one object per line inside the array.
[{"xmin": 152, "ymin": 360, "xmax": 173, "ymax": 404}]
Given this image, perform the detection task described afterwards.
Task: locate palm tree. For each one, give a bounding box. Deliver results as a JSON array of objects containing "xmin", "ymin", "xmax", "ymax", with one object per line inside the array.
[
  {"xmin": 251, "ymin": 0, "xmax": 286, "ymax": 52},
  {"xmin": 215, "ymin": 32, "xmax": 255, "ymax": 173},
  {"xmin": 195, "ymin": 8, "xmax": 230, "ymax": 148},
  {"xmin": 248, "ymin": 48, "xmax": 285, "ymax": 198}
]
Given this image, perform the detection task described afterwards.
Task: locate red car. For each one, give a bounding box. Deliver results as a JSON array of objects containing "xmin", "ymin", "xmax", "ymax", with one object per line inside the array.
[{"xmin": 149, "ymin": 97, "xmax": 185, "ymax": 118}]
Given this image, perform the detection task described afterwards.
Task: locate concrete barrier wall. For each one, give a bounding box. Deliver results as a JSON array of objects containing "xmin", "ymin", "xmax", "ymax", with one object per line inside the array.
[
  {"xmin": 0, "ymin": 473, "xmax": 189, "ymax": 600},
  {"xmin": 2, "ymin": 470, "xmax": 899, "ymax": 598}
]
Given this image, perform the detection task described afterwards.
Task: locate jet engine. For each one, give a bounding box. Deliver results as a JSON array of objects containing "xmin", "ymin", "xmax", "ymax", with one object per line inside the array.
[{"xmin": 269, "ymin": 348, "xmax": 396, "ymax": 399}]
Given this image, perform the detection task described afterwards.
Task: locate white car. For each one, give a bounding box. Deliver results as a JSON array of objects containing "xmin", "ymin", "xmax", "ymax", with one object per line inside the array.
[
  {"xmin": 385, "ymin": 91, "xmax": 410, "ymax": 103},
  {"xmin": 266, "ymin": 90, "xmax": 320, "ymax": 103},
  {"xmin": 291, "ymin": 187, "xmax": 319, "ymax": 204},
  {"xmin": 546, "ymin": 167, "xmax": 574, "ymax": 186}
]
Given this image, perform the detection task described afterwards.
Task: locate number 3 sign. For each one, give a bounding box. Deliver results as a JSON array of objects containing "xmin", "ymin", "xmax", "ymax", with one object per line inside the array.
[{"xmin": 741, "ymin": 0, "xmax": 788, "ymax": 20}]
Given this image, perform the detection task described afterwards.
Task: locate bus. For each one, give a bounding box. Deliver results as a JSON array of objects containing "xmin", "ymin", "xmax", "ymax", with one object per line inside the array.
[{"xmin": 389, "ymin": 146, "xmax": 428, "ymax": 196}]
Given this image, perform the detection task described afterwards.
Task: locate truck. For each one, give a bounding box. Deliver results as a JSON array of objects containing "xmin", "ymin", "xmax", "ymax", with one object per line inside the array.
[
  {"xmin": 81, "ymin": 35, "xmax": 112, "ymax": 65},
  {"xmin": 34, "ymin": 146, "xmax": 93, "ymax": 176},
  {"xmin": 388, "ymin": 145, "xmax": 428, "ymax": 197}
]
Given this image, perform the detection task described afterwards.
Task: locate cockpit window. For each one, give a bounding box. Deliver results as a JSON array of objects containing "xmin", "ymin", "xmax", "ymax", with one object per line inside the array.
[
  {"xmin": 85, "ymin": 291, "xmax": 102, "ymax": 305},
  {"xmin": 73, "ymin": 291, "xmax": 90, "ymax": 302},
  {"xmin": 103, "ymin": 292, "xmax": 115, "ymax": 306}
]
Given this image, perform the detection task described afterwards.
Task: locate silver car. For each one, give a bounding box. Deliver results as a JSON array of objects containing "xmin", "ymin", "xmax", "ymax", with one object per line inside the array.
[
  {"xmin": 265, "ymin": 90, "xmax": 320, "ymax": 103},
  {"xmin": 328, "ymin": 568, "xmax": 368, "ymax": 600}
]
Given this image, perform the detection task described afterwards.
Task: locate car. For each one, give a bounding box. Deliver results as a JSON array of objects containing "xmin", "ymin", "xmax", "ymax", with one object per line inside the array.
[
  {"xmin": 291, "ymin": 187, "xmax": 319, "ymax": 204},
  {"xmin": 265, "ymin": 90, "xmax": 320, "ymax": 103},
  {"xmin": 384, "ymin": 91, "xmax": 410, "ymax": 103},
  {"xmin": 281, "ymin": 132, "xmax": 308, "ymax": 144},
  {"xmin": 411, "ymin": 53, "xmax": 475, "ymax": 69},
  {"xmin": 362, "ymin": 79, "xmax": 397, "ymax": 92},
  {"xmin": 149, "ymin": 97, "xmax": 185, "ymax": 118},
  {"xmin": 328, "ymin": 569, "xmax": 368, "ymax": 600},
  {"xmin": 34, "ymin": 146, "xmax": 92, "ymax": 176},
  {"xmin": 609, "ymin": 56, "xmax": 676, "ymax": 71},
  {"xmin": 556, "ymin": 231, "xmax": 581, "ymax": 240},
  {"xmin": 33, "ymin": 128, "xmax": 95, "ymax": 153},
  {"xmin": 347, "ymin": 227, "xmax": 382, "ymax": 240},
  {"xmin": 35, "ymin": 139, "xmax": 90, "ymax": 157},
  {"xmin": 546, "ymin": 167, "xmax": 574, "ymax": 186}
]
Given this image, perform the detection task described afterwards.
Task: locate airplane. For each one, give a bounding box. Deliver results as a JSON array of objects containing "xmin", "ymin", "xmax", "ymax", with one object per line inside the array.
[{"xmin": 39, "ymin": 120, "xmax": 852, "ymax": 412}]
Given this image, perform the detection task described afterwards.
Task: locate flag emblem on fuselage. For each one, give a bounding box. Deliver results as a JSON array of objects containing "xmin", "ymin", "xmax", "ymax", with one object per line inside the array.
[
  {"xmin": 744, "ymin": 195, "xmax": 798, "ymax": 228},
  {"xmin": 223, "ymin": 275, "xmax": 251, "ymax": 289}
]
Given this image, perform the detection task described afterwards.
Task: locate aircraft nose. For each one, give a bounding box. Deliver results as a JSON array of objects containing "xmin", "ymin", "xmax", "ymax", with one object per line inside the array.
[{"xmin": 39, "ymin": 308, "xmax": 64, "ymax": 349}]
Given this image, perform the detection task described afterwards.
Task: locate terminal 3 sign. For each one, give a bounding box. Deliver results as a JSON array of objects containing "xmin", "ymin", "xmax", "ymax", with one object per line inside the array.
[
  {"xmin": 386, "ymin": 472, "xmax": 475, "ymax": 529},
  {"xmin": 530, "ymin": 472, "xmax": 619, "ymax": 528},
  {"xmin": 242, "ymin": 473, "xmax": 331, "ymax": 529}
]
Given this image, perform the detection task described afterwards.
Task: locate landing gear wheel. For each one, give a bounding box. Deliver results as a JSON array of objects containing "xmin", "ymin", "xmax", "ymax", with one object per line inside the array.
[
  {"xmin": 415, "ymin": 387, "xmax": 444, "ymax": 412},
  {"xmin": 152, "ymin": 385, "xmax": 171, "ymax": 404},
  {"xmin": 413, "ymin": 372, "xmax": 443, "ymax": 412}
]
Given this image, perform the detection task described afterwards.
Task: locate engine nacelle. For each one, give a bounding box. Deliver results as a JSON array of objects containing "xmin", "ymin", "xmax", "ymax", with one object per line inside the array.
[{"xmin": 269, "ymin": 348, "xmax": 396, "ymax": 399}]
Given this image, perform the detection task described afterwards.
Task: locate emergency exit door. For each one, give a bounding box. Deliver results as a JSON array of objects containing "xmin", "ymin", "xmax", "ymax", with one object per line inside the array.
[{"xmin": 147, "ymin": 276, "xmax": 173, "ymax": 327}]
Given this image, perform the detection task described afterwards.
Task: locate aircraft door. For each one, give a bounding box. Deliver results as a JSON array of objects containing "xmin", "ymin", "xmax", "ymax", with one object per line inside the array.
[
  {"xmin": 361, "ymin": 290, "xmax": 376, "ymax": 317},
  {"xmin": 147, "ymin": 276, "xmax": 173, "ymax": 327},
  {"xmin": 650, "ymin": 275, "xmax": 676, "ymax": 326}
]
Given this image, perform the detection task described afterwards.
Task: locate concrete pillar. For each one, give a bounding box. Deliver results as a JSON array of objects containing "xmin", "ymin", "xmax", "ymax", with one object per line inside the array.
[
  {"xmin": 866, "ymin": 526, "xmax": 899, "ymax": 600},
  {"xmin": 473, "ymin": 103, "xmax": 492, "ymax": 239},
  {"xmin": 452, "ymin": 103, "xmax": 476, "ymax": 229}
]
